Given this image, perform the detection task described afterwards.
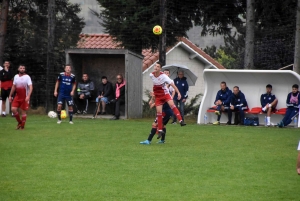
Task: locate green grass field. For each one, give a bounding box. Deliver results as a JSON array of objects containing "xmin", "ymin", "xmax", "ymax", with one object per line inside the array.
[{"xmin": 1, "ymin": 115, "xmax": 300, "ymax": 201}]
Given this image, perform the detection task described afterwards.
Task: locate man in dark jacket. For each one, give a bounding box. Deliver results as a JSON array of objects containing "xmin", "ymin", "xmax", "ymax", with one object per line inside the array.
[
  {"xmin": 277, "ymin": 84, "xmax": 300, "ymax": 128},
  {"xmin": 0, "ymin": 61, "xmax": 14, "ymax": 117},
  {"xmin": 110, "ymin": 74, "xmax": 125, "ymax": 120},
  {"xmin": 229, "ymin": 86, "xmax": 248, "ymax": 125},
  {"xmin": 213, "ymin": 81, "xmax": 232, "ymax": 125},
  {"xmin": 76, "ymin": 73, "xmax": 95, "ymax": 114},
  {"xmin": 172, "ymin": 70, "xmax": 189, "ymax": 124},
  {"xmin": 96, "ymin": 76, "xmax": 113, "ymax": 114}
]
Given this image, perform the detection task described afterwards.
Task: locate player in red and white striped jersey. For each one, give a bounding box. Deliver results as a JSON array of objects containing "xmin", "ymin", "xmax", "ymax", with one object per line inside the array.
[
  {"xmin": 149, "ymin": 62, "xmax": 186, "ymax": 136},
  {"xmin": 9, "ymin": 65, "xmax": 33, "ymax": 130}
]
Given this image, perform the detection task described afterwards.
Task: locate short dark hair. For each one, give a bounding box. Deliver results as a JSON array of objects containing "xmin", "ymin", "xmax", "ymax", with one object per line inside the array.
[
  {"xmin": 266, "ymin": 84, "xmax": 272, "ymax": 88},
  {"xmin": 233, "ymin": 86, "xmax": 239, "ymax": 90},
  {"xmin": 163, "ymin": 69, "xmax": 170, "ymax": 73},
  {"xmin": 4, "ymin": 61, "xmax": 11, "ymax": 65},
  {"xmin": 292, "ymin": 84, "xmax": 299, "ymax": 89},
  {"xmin": 156, "ymin": 61, "xmax": 163, "ymax": 68},
  {"xmin": 19, "ymin": 64, "xmax": 26, "ymax": 68},
  {"xmin": 101, "ymin": 76, "xmax": 107, "ymax": 80},
  {"xmin": 65, "ymin": 64, "xmax": 71, "ymax": 68},
  {"xmin": 220, "ymin": 81, "xmax": 227, "ymax": 86}
]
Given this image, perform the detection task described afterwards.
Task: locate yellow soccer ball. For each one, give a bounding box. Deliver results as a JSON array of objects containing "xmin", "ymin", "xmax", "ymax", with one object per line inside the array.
[
  {"xmin": 61, "ymin": 110, "xmax": 67, "ymax": 119},
  {"xmin": 153, "ymin": 25, "xmax": 162, "ymax": 35}
]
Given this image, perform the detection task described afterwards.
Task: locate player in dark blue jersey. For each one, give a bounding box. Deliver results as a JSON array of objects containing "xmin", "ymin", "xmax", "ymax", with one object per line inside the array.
[
  {"xmin": 260, "ymin": 84, "xmax": 278, "ymax": 126},
  {"xmin": 54, "ymin": 64, "xmax": 76, "ymax": 124}
]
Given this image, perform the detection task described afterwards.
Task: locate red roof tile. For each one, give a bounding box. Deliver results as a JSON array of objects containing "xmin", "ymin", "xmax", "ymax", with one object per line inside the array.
[{"xmin": 76, "ymin": 34, "xmax": 225, "ymax": 71}]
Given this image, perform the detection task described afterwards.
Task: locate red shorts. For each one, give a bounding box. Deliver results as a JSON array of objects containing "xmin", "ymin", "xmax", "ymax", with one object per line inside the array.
[
  {"xmin": 155, "ymin": 93, "xmax": 172, "ymax": 106},
  {"xmin": 12, "ymin": 98, "xmax": 29, "ymax": 111}
]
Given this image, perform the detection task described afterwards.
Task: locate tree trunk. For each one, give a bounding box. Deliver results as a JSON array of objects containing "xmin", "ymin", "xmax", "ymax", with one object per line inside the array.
[
  {"xmin": 244, "ymin": 0, "xmax": 255, "ymax": 69},
  {"xmin": 159, "ymin": 0, "xmax": 167, "ymax": 66},
  {"xmin": 46, "ymin": 0, "xmax": 55, "ymax": 112},
  {"xmin": 0, "ymin": 0, "xmax": 9, "ymax": 66},
  {"xmin": 294, "ymin": 0, "xmax": 300, "ymax": 74}
]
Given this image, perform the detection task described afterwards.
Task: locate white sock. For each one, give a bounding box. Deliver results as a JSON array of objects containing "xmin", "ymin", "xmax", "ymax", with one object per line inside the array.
[
  {"xmin": 267, "ymin": 117, "xmax": 271, "ymax": 124},
  {"xmin": 2, "ymin": 112, "xmax": 6, "ymax": 115},
  {"xmin": 262, "ymin": 106, "xmax": 267, "ymax": 111}
]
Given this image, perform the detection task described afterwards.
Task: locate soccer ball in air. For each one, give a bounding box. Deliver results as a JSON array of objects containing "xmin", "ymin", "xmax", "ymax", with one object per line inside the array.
[
  {"xmin": 48, "ymin": 111, "xmax": 57, "ymax": 118},
  {"xmin": 61, "ymin": 110, "xmax": 67, "ymax": 119},
  {"xmin": 153, "ymin": 25, "xmax": 162, "ymax": 35}
]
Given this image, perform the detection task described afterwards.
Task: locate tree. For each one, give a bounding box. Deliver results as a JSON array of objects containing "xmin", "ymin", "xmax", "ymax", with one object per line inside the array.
[
  {"xmin": 93, "ymin": 0, "xmax": 246, "ymax": 53},
  {"xmin": 244, "ymin": 0, "xmax": 255, "ymax": 69},
  {"xmin": 4, "ymin": 0, "xmax": 84, "ymax": 109},
  {"xmin": 294, "ymin": 0, "xmax": 300, "ymax": 74},
  {"xmin": 0, "ymin": 0, "xmax": 9, "ymax": 65}
]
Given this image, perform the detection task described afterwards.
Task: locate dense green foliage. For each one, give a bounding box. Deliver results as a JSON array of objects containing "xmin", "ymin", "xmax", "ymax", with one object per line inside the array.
[{"xmin": 1, "ymin": 115, "xmax": 300, "ymax": 200}]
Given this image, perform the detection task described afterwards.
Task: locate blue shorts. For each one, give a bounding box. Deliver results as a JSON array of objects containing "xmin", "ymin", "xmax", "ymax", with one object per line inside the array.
[
  {"xmin": 57, "ymin": 94, "xmax": 74, "ymax": 106},
  {"xmin": 96, "ymin": 97, "xmax": 110, "ymax": 104}
]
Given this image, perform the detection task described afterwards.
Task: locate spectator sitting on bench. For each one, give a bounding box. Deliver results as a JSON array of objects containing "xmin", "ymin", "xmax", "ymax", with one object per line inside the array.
[
  {"xmin": 277, "ymin": 84, "xmax": 300, "ymax": 128},
  {"xmin": 76, "ymin": 73, "xmax": 95, "ymax": 114},
  {"xmin": 260, "ymin": 84, "xmax": 278, "ymax": 126},
  {"xmin": 229, "ymin": 86, "xmax": 248, "ymax": 125},
  {"xmin": 110, "ymin": 74, "xmax": 126, "ymax": 120},
  {"xmin": 96, "ymin": 76, "xmax": 113, "ymax": 115},
  {"xmin": 213, "ymin": 81, "xmax": 232, "ymax": 125}
]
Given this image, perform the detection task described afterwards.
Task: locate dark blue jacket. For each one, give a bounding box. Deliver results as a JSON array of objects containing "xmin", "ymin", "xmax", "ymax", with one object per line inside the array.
[
  {"xmin": 260, "ymin": 93, "xmax": 276, "ymax": 108},
  {"xmin": 286, "ymin": 92, "xmax": 300, "ymax": 108},
  {"xmin": 215, "ymin": 87, "xmax": 232, "ymax": 106},
  {"xmin": 173, "ymin": 77, "xmax": 189, "ymax": 101},
  {"xmin": 231, "ymin": 91, "xmax": 248, "ymax": 109}
]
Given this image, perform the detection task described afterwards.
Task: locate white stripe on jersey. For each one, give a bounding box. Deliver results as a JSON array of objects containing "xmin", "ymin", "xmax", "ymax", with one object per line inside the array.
[{"xmin": 150, "ymin": 72, "xmax": 173, "ymax": 96}]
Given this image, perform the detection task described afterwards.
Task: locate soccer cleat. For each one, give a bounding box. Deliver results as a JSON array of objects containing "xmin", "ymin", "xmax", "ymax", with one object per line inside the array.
[
  {"xmin": 213, "ymin": 121, "xmax": 220, "ymax": 125},
  {"xmin": 57, "ymin": 120, "xmax": 62, "ymax": 124},
  {"xmin": 157, "ymin": 140, "xmax": 165, "ymax": 144},
  {"xmin": 69, "ymin": 121, "xmax": 74, "ymax": 124},
  {"xmin": 157, "ymin": 130, "xmax": 165, "ymax": 139},
  {"xmin": 277, "ymin": 121, "xmax": 283, "ymax": 128},
  {"xmin": 83, "ymin": 110, "xmax": 87, "ymax": 114},
  {"xmin": 226, "ymin": 121, "xmax": 232, "ymax": 125},
  {"xmin": 140, "ymin": 140, "xmax": 151, "ymax": 145},
  {"xmin": 180, "ymin": 120, "xmax": 186, "ymax": 126},
  {"xmin": 171, "ymin": 121, "xmax": 177, "ymax": 124},
  {"xmin": 16, "ymin": 122, "xmax": 22, "ymax": 130},
  {"xmin": 214, "ymin": 111, "xmax": 220, "ymax": 115}
]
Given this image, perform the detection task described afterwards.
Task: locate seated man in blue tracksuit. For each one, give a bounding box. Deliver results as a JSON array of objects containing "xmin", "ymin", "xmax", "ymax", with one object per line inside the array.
[
  {"xmin": 213, "ymin": 81, "xmax": 232, "ymax": 125},
  {"xmin": 277, "ymin": 84, "xmax": 300, "ymax": 128},
  {"xmin": 229, "ymin": 86, "xmax": 248, "ymax": 125}
]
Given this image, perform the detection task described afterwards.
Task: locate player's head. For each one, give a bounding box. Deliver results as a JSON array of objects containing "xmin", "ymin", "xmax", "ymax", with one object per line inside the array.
[
  {"xmin": 116, "ymin": 74, "xmax": 123, "ymax": 83},
  {"xmin": 163, "ymin": 69, "xmax": 170, "ymax": 77},
  {"xmin": 154, "ymin": 62, "xmax": 163, "ymax": 72},
  {"xmin": 101, "ymin": 76, "xmax": 107, "ymax": 84},
  {"xmin": 266, "ymin": 84, "xmax": 272, "ymax": 94},
  {"xmin": 3, "ymin": 61, "xmax": 10, "ymax": 68},
  {"xmin": 18, "ymin": 64, "xmax": 26, "ymax": 74},
  {"xmin": 65, "ymin": 64, "xmax": 72, "ymax": 74},
  {"xmin": 82, "ymin": 73, "xmax": 88, "ymax": 81},
  {"xmin": 220, "ymin": 81, "xmax": 227, "ymax": 91},
  {"xmin": 233, "ymin": 86, "xmax": 239, "ymax": 95},
  {"xmin": 177, "ymin": 70, "xmax": 184, "ymax": 78},
  {"xmin": 292, "ymin": 84, "xmax": 299, "ymax": 93}
]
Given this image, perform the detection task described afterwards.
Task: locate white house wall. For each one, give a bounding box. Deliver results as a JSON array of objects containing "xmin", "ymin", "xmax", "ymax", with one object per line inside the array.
[{"xmin": 142, "ymin": 46, "xmax": 206, "ymax": 104}]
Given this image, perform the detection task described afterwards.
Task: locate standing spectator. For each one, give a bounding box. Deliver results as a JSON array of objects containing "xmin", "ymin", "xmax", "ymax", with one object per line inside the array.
[
  {"xmin": 260, "ymin": 84, "xmax": 278, "ymax": 126},
  {"xmin": 277, "ymin": 84, "xmax": 300, "ymax": 128},
  {"xmin": 110, "ymin": 74, "xmax": 126, "ymax": 120},
  {"xmin": 54, "ymin": 64, "xmax": 76, "ymax": 124},
  {"xmin": 213, "ymin": 81, "xmax": 232, "ymax": 125},
  {"xmin": 96, "ymin": 76, "xmax": 113, "ymax": 115},
  {"xmin": 149, "ymin": 62, "xmax": 186, "ymax": 136},
  {"xmin": 8, "ymin": 65, "xmax": 33, "ymax": 130},
  {"xmin": 171, "ymin": 70, "xmax": 189, "ymax": 124},
  {"xmin": 76, "ymin": 73, "xmax": 95, "ymax": 114},
  {"xmin": 229, "ymin": 86, "xmax": 248, "ymax": 125},
  {"xmin": 0, "ymin": 61, "xmax": 14, "ymax": 117}
]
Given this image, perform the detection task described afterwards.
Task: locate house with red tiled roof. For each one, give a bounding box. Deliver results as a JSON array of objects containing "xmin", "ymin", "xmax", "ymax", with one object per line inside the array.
[{"xmin": 75, "ymin": 33, "xmax": 225, "ymax": 103}]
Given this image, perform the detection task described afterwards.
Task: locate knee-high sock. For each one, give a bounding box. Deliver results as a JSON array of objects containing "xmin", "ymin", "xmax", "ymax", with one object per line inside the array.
[
  {"xmin": 161, "ymin": 128, "xmax": 166, "ymax": 141},
  {"xmin": 157, "ymin": 112, "xmax": 163, "ymax": 130},
  {"xmin": 21, "ymin": 114, "xmax": 27, "ymax": 127},
  {"xmin": 69, "ymin": 110, "xmax": 73, "ymax": 121},
  {"xmin": 170, "ymin": 105, "xmax": 182, "ymax": 121},
  {"xmin": 147, "ymin": 127, "xmax": 157, "ymax": 141},
  {"xmin": 57, "ymin": 110, "xmax": 61, "ymax": 120},
  {"xmin": 14, "ymin": 112, "xmax": 22, "ymax": 123}
]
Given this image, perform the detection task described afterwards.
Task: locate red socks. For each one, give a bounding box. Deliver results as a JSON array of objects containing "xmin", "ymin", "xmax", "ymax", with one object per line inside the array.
[
  {"xmin": 157, "ymin": 112, "xmax": 163, "ymax": 130},
  {"xmin": 171, "ymin": 105, "xmax": 182, "ymax": 121},
  {"xmin": 14, "ymin": 112, "xmax": 22, "ymax": 123}
]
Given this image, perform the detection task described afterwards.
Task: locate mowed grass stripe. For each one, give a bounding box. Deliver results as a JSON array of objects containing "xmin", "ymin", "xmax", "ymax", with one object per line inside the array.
[{"xmin": 0, "ymin": 115, "xmax": 299, "ymax": 200}]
